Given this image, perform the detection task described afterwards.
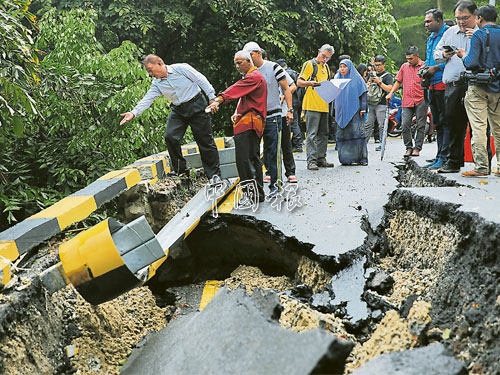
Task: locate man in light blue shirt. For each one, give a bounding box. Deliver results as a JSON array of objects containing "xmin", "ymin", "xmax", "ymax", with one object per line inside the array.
[{"xmin": 120, "ymin": 54, "xmax": 220, "ymax": 178}]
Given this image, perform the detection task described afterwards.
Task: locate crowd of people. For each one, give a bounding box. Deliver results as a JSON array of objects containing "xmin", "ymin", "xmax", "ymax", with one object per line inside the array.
[{"xmin": 119, "ymin": 0, "xmax": 500, "ymax": 202}]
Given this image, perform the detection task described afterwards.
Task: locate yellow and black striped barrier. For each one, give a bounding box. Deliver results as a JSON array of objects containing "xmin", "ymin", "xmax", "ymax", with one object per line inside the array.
[{"xmin": 40, "ymin": 177, "xmax": 239, "ymax": 304}]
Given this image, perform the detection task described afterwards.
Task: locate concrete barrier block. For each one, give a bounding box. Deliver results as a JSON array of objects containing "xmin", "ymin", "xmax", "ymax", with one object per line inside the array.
[
  {"xmin": 29, "ymin": 196, "xmax": 97, "ymax": 231},
  {"xmin": 124, "ymin": 163, "xmax": 158, "ymax": 180},
  {"xmin": 98, "ymin": 169, "xmax": 141, "ymax": 188},
  {"xmin": 0, "ymin": 218, "xmax": 60, "ymax": 255},
  {"xmin": 70, "ymin": 179, "xmax": 128, "ymax": 207},
  {"xmin": 220, "ymin": 163, "xmax": 238, "ymax": 179}
]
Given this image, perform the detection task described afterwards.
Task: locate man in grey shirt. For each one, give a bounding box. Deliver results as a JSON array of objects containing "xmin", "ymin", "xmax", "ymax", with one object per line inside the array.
[
  {"xmin": 433, "ymin": 0, "xmax": 478, "ymax": 174},
  {"xmin": 120, "ymin": 54, "xmax": 220, "ymax": 178},
  {"xmin": 243, "ymin": 42, "xmax": 293, "ymax": 196}
]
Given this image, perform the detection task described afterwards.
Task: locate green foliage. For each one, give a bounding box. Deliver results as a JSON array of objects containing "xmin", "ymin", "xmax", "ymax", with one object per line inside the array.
[
  {"xmin": 0, "ymin": 0, "xmax": 39, "ymax": 135},
  {"xmin": 0, "ymin": 7, "xmax": 169, "ymax": 230}
]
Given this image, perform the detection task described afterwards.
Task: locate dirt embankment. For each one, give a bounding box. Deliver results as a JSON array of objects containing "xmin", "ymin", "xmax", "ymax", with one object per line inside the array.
[{"xmin": 0, "ymin": 175, "xmax": 206, "ymax": 374}]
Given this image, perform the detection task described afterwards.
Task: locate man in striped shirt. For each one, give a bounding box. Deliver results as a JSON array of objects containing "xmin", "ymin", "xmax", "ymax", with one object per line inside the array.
[
  {"xmin": 386, "ymin": 46, "xmax": 427, "ymax": 157},
  {"xmin": 243, "ymin": 42, "xmax": 293, "ymax": 197}
]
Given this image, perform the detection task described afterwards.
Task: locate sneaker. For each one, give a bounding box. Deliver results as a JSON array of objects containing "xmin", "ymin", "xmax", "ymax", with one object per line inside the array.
[
  {"xmin": 317, "ymin": 161, "xmax": 334, "ymax": 168},
  {"xmin": 307, "ymin": 163, "xmax": 319, "ymax": 170},
  {"xmin": 374, "ymin": 139, "xmax": 380, "ymax": 144},
  {"xmin": 288, "ymin": 175, "xmax": 298, "ymax": 183},
  {"xmin": 429, "ymin": 160, "xmax": 444, "ymax": 170},
  {"xmin": 361, "ymin": 162, "xmax": 368, "ymax": 166},
  {"xmin": 423, "ymin": 160, "xmax": 437, "ymax": 168},
  {"xmin": 263, "ymin": 175, "xmax": 271, "ymax": 183},
  {"xmin": 328, "ymin": 139, "xmax": 336, "ymax": 144},
  {"xmin": 461, "ymin": 170, "xmax": 489, "ymax": 177},
  {"xmin": 292, "ymin": 147, "xmax": 303, "ymax": 153},
  {"xmin": 268, "ymin": 187, "xmax": 279, "ymax": 197},
  {"xmin": 375, "ymin": 146, "xmax": 382, "ymax": 151},
  {"xmin": 438, "ymin": 165, "xmax": 460, "ymax": 173}
]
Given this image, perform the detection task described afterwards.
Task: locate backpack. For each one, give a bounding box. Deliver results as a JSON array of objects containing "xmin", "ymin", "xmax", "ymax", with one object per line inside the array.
[
  {"xmin": 366, "ymin": 72, "xmax": 389, "ymax": 106},
  {"xmin": 296, "ymin": 59, "xmax": 330, "ymax": 105}
]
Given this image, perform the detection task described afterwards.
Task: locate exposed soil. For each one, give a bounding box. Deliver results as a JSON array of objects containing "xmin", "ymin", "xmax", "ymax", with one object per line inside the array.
[{"xmin": 1, "ymin": 161, "xmax": 500, "ymax": 374}]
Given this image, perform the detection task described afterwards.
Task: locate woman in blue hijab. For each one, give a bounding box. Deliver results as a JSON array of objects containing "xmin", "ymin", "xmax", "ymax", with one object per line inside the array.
[{"xmin": 334, "ymin": 59, "xmax": 368, "ymax": 165}]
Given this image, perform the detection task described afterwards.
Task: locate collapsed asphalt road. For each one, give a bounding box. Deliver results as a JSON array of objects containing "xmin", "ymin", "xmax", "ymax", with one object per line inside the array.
[
  {"xmin": 125, "ymin": 139, "xmax": 499, "ymax": 374},
  {"xmin": 1, "ymin": 138, "xmax": 499, "ymax": 374}
]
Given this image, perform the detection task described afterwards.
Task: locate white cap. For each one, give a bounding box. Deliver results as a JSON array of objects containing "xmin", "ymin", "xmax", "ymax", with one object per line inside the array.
[{"xmin": 243, "ymin": 41, "xmax": 261, "ymax": 53}]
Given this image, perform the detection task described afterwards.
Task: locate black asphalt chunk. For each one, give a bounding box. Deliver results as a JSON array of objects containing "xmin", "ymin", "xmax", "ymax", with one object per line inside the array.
[
  {"xmin": 121, "ymin": 287, "xmax": 353, "ymax": 375},
  {"xmin": 352, "ymin": 343, "xmax": 467, "ymax": 375}
]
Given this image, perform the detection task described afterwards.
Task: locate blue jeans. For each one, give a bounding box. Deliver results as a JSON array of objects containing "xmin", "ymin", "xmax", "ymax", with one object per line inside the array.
[{"xmin": 263, "ymin": 115, "xmax": 282, "ymax": 190}]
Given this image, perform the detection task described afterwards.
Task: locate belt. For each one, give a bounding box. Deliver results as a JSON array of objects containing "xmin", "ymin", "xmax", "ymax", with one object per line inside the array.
[
  {"xmin": 173, "ymin": 92, "xmax": 203, "ymax": 108},
  {"xmin": 446, "ymin": 79, "xmax": 465, "ymax": 87},
  {"xmin": 267, "ymin": 109, "xmax": 282, "ymax": 116}
]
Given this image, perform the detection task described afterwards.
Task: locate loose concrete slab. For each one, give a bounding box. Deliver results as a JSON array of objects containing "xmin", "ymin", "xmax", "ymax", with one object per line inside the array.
[
  {"xmin": 352, "ymin": 342, "xmax": 467, "ymax": 375},
  {"xmin": 121, "ymin": 287, "xmax": 353, "ymax": 375}
]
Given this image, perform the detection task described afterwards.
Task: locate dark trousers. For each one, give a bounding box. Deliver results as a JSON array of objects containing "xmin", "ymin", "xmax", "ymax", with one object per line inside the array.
[
  {"xmin": 429, "ymin": 89, "xmax": 449, "ymax": 162},
  {"xmin": 234, "ymin": 129, "xmax": 265, "ymax": 199},
  {"xmin": 281, "ymin": 116, "xmax": 296, "ymax": 177},
  {"xmin": 263, "ymin": 115, "xmax": 282, "ymax": 190},
  {"xmin": 402, "ymin": 101, "xmax": 427, "ymax": 151},
  {"xmin": 290, "ymin": 108, "xmax": 303, "ymax": 149},
  {"xmin": 165, "ymin": 94, "xmax": 220, "ymax": 178},
  {"xmin": 444, "ymin": 84, "xmax": 468, "ymax": 168}
]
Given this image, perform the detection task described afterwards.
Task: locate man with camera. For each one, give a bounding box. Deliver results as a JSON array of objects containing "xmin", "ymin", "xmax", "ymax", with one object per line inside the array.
[
  {"xmin": 364, "ymin": 55, "xmax": 394, "ymax": 151},
  {"xmin": 456, "ymin": 4, "xmax": 500, "ymax": 177},
  {"xmin": 433, "ymin": 0, "xmax": 478, "ymax": 174},
  {"xmin": 422, "ymin": 8, "xmax": 449, "ymax": 169},
  {"xmin": 386, "ymin": 46, "xmax": 427, "ymax": 157}
]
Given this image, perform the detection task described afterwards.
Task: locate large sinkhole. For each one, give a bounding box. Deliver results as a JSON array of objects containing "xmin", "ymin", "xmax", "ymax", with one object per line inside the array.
[{"xmin": 2, "ymin": 163, "xmax": 499, "ymax": 374}]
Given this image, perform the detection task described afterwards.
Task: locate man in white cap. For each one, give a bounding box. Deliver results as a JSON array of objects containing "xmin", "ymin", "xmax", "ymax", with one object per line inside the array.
[{"xmin": 243, "ymin": 42, "xmax": 294, "ymax": 196}]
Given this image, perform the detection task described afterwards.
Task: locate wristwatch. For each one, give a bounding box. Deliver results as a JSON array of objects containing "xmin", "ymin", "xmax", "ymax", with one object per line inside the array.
[{"xmin": 287, "ymin": 108, "xmax": 293, "ymax": 113}]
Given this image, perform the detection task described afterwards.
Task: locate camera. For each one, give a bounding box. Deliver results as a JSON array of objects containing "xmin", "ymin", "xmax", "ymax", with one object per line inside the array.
[
  {"xmin": 460, "ymin": 69, "xmax": 494, "ymax": 85},
  {"xmin": 417, "ymin": 66, "xmax": 431, "ymax": 89}
]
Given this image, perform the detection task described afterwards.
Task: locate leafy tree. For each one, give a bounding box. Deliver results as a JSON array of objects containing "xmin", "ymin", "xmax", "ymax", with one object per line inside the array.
[
  {"xmin": 0, "ymin": 0, "xmax": 39, "ymax": 136},
  {"xmin": 0, "ymin": 7, "xmax": 172, "ymax": 230}
]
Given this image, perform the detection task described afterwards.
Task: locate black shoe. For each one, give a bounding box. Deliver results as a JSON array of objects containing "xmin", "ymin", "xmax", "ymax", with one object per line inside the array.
[
  {"xmin": 317, "ymin": 161, "xmax": 334, "ymax": 168},
  {"xmin": 167, "ymin": 169, "xmax": 189, "ymax": 177},
  {"xmin": 438, "ymin": 165, "xmax": 460, "ymax": 173},
  {"xmin": 292, "ymin": 147, "xmax": 303, "ymax": 153}
]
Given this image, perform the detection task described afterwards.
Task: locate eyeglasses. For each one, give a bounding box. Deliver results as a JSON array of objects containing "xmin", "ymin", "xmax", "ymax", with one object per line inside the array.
[
  {"xmin": 455, "ymin": 15, "xmax": 472, "ymax": 22},
  {"xmin": 321, "ymin": 53, "xmax": 332, "ymax": 61},
  {"xmin": 374, "ymin": 63, "xmax": 383, "ymax": 67}
]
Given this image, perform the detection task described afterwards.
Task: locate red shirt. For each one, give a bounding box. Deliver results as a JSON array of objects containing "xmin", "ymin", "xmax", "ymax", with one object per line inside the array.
[
  {"xmin": 219, "ymin": 67, "xmax": 267, "ymax": 136},
  {"xmin": 395, "ymin": 60, "xmax": 425, "ymax": 107}
]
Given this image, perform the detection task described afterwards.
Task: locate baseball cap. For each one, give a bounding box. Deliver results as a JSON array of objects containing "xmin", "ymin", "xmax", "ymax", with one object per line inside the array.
[
  {"xmin": 275, "ymin": 59, "xmax": 286, "ymax": 67},
  {"xmin": 243, "ymin": 41, "xmax": 261, "ymax": 53}
]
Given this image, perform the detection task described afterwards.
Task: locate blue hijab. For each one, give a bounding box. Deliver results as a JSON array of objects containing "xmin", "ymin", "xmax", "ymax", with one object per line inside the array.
[{"xmin": 334, "ymin": 59, "xmax": 368, "ymax": 128}]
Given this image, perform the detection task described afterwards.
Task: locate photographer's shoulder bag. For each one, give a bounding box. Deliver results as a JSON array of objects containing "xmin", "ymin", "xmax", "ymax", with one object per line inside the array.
[{"xmin": 366, "ymin": 72, "xmax": 389, "ymax": 106}]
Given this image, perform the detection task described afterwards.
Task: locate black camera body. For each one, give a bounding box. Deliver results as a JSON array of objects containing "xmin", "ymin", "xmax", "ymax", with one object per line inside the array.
[
  {"xmin": 369, "ymin": 71, "xmax": 377, "ymax": 79},
  {"xmin": 417, "ymin": 66, "xmax": 431, "ymax": 89},
  {"xmin": 460, "ymin": 69, "xmax": 494, "ymax": 85}
]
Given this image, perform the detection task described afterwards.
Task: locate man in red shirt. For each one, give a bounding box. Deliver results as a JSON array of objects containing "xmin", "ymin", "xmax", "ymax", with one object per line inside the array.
[
  {"xmin": 206, "ymin": 50, "xmax": 267, "ymax": 201},
  {"xmin": 386, "ymin": 46, "xmax": 427, "ymax": 157}
]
